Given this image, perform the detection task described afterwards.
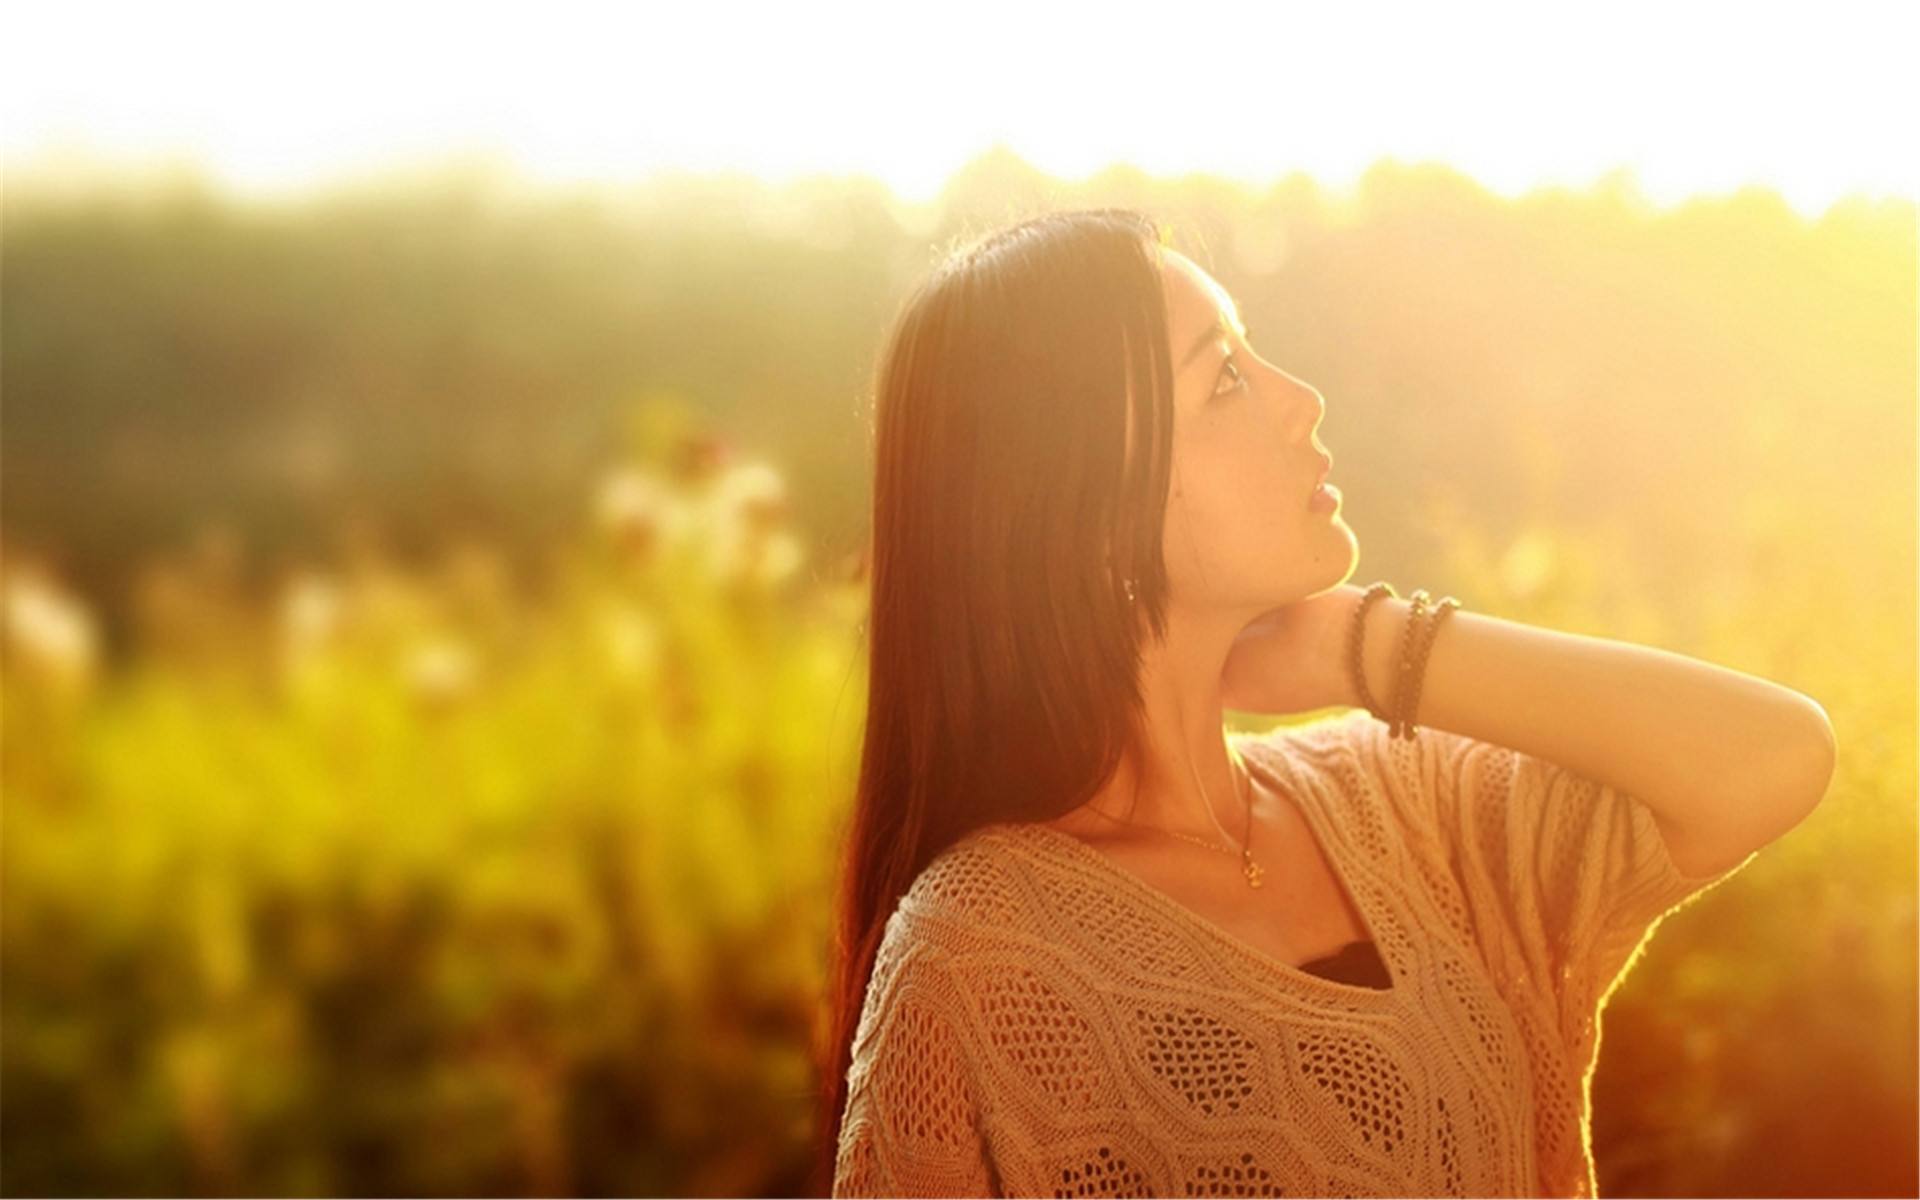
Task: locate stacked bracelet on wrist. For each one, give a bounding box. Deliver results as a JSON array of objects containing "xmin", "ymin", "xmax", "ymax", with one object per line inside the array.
[
  {"xmin": 1346, "ymin": 580, "xmax": 1461, "ymax": 741},
  {"xmin": 1390, "ymin": 589, "xmax": 1433, "ymax": 738},
  {"xmin": 1395, "ymin": 592, "xmax": 1459, "ymax": 738},
  {"xmin": 1346, "ymin": 582, "xmax": 1398, "ymax": 724}
]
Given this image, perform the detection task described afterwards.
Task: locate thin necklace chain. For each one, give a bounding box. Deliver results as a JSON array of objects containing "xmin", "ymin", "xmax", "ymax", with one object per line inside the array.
[{"xmin": 1079, "ymin": 745, "xmax": 1267, "ymax": 888}]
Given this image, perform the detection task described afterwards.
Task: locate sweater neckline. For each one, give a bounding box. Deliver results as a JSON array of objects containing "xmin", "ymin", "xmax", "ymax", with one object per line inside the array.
[{"xmin": 997, "ymin": 729, "xmax": 1401, "ymax": 1002}]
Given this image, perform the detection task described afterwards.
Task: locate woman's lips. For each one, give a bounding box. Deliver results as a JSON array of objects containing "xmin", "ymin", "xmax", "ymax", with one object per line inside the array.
[{"xmin": 1307, "ymin": 452, "xmax": 1336, "ymax": 512}]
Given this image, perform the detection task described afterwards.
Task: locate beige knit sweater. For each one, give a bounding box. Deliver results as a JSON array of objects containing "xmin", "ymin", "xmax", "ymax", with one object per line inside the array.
[{"xmin": 831, "ymin": 710, "xmax": 1758, "ymax": 1198}]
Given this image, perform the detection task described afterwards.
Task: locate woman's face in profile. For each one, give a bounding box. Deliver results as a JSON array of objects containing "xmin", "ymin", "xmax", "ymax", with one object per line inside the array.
[{"xmin": 1151, "ymin": 250, "xmax": 1355, "ymax": 616}]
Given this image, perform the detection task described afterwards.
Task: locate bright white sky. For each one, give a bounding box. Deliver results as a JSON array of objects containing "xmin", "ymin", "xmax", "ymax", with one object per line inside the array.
[{"xmin": 5, "ymin": 0, "xmax": 1913, "ymax": 218}]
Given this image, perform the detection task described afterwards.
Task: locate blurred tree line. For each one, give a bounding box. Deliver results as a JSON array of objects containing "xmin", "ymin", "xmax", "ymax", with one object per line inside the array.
[{"xmin": 6, "ymin": 149, "xmax": 1909, "ymax": 663}]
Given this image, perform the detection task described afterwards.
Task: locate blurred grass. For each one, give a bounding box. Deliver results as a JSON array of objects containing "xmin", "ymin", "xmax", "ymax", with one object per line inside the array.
[
  {"xmin": 2, "ymin": 157, "xmax": 1914, "ymax": 1197},
  {"xmin": 4, "ymin": 444, "xmax": 864, "ymax": 1196}
]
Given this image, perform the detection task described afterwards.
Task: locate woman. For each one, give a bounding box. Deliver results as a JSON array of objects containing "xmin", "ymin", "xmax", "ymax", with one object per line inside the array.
[{"xmin": 815, "ymin": 208, "xmax": 1833, "ymax": 1197}]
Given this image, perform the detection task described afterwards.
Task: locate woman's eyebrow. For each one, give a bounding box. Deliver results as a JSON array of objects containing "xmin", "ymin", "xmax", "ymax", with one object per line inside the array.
[{"xmin": 1177, "ymin": 309, "xmax": 1249, "ymax": 374}]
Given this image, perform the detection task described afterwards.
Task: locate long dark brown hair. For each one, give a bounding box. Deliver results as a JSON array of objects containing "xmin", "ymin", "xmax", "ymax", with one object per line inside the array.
[{"xmin": 810, "ymin": 208, "xmax": 1189, "ymax": 1194}]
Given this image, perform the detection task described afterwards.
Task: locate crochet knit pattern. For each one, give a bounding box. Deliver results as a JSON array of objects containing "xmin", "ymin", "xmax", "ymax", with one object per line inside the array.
[{"xmin": 832, "ymin": 710, "xmax": 1758, "ymax": 1197}]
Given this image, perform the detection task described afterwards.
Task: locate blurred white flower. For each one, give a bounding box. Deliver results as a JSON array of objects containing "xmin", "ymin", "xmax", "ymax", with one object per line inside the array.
[
  {"xmin": 3, "ymin": 568, "xmax": 99, "ymax": 699},
  {"xmin": 697, "ymin": 458, "xmax": 804, "ymax": 590},
  {"xmin": 755, "ymin": 531, "xmax": 804, "ymax": 586},
  {"xmin": 279, "ymin": 572, "xmax": 344, "ymax": 657},
  {"xmin": 705, "ymin": 525, "xmax": 806, "ymax": 591},
  {"xmin": 707, "ymin": 460, "xmax": 790, "ymax": 533},
  {"xmin": 596, "ymin": 465, "xmax": 689, "ymax": 559}
]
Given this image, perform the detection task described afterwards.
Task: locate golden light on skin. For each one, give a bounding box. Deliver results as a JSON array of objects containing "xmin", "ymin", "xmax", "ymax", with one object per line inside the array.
[{"xmin": 3, "ymin": 0, "xmax": 1911, "ymax": 217}]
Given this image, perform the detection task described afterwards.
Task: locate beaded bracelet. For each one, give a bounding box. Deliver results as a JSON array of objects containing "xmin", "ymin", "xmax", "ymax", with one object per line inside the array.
[
  {"xmin": 1346, "ymin": 581, "xmax": 1463, "ymax": 739},
  {"xmin": 1345, "ymin": 581, "xmax": 1399, "ymax": 723},
  {"xmin": 1389, "ymin": 590, "xmax": 1433, "ymax": 738},
  {"xmin": 1393, "ymin": 595, "xmax": 1460, "ymax": 740}
]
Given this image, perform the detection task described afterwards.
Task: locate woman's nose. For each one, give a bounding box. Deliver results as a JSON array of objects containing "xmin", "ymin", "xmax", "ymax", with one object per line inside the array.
[{"xmin": 1284, "ymin": 379, "xmax": 1324, "ymax": 442}]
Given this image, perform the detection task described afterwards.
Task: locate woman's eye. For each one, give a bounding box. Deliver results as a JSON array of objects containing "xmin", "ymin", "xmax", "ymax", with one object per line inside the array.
[{"xmin": 1212, "ymin": 355, "xmax": 1247, "ymax": 398}]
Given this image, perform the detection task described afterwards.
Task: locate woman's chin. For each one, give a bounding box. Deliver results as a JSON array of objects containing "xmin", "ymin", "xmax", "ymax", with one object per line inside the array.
[{"xmin": 1306, "ymin": 518, "xmax": 1359, "ymax": 575}]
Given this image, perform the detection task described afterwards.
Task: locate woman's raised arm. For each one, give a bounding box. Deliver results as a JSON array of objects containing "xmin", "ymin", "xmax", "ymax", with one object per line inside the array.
[{"xmin": 1345, "ymin": 596, "xmax": 1835, "ymax": 878}]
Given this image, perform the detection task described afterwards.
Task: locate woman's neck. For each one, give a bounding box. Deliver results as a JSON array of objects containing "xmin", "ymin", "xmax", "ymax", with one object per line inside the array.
[{"xmin": 1075, "ymin": 605, "xmax": 1252, "ymax": 843}]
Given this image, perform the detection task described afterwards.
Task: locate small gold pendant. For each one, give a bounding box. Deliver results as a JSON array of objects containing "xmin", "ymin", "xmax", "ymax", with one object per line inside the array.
[{"xmin": 1244, "ymin": 857, "xmax": 1264, "ymax": 888}]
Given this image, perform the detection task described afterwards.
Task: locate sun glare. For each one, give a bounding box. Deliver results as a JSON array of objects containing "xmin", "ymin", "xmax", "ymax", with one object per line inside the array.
[{"xmin": 3, "ymin": 0, "xmax": 1913, "ymax": 217}]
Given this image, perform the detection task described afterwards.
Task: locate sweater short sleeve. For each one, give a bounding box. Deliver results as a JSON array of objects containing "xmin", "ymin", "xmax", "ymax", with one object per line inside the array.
[
  {"xmin": 833, "ymin": 919, "xmax": 999, "ymax": 1197},
  {"xmin": 1341, "ymin": 713, "xmax": 1756, "ymax": 1041}
]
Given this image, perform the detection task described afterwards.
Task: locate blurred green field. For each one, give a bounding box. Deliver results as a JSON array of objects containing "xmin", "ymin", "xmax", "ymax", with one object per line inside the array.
[{"xmin": 3, "ymin": 157, "xmax": 1914, "ymax": 1196}]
